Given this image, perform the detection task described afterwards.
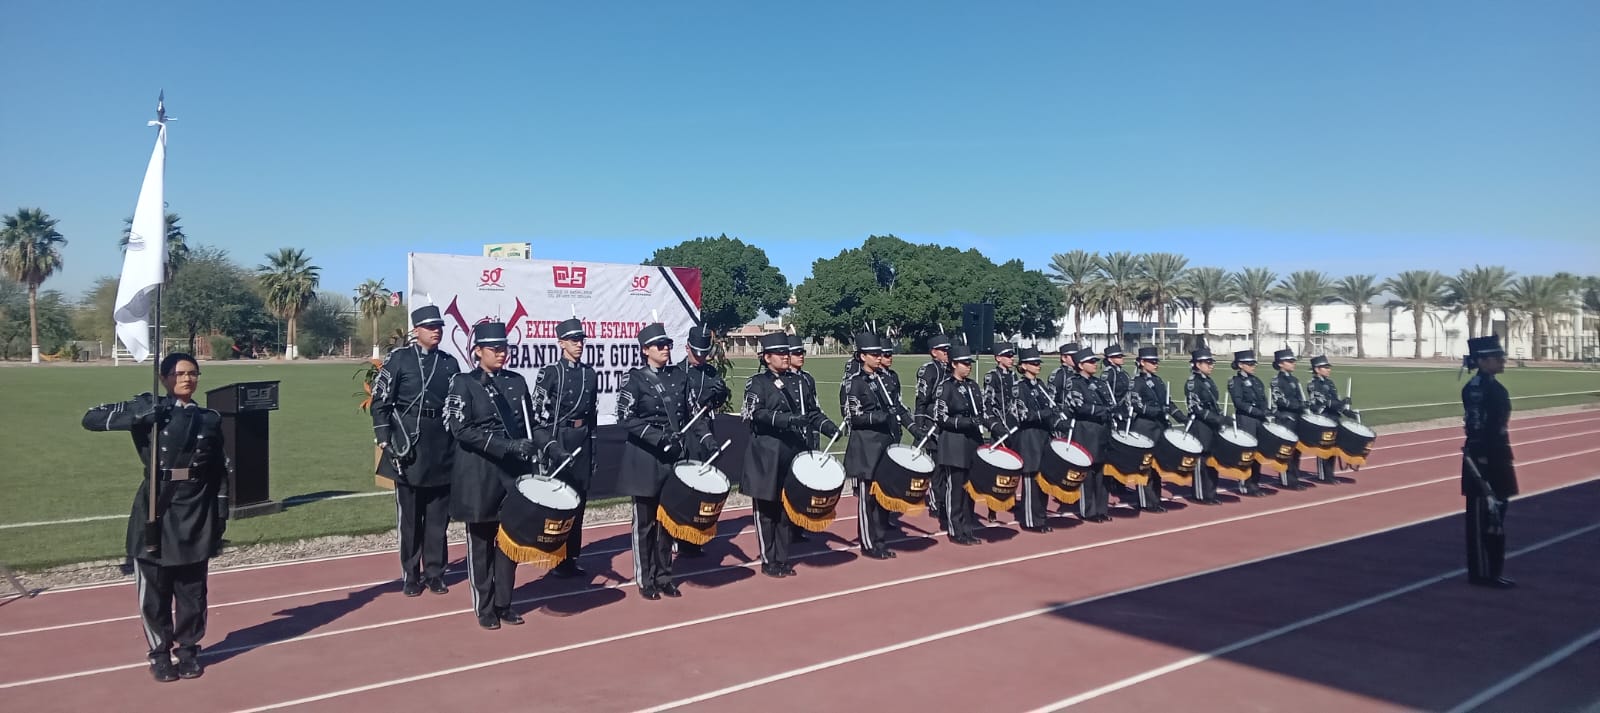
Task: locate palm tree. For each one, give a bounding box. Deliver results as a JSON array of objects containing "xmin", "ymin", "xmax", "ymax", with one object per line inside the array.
[
  {"xmin": 1232, "ymin": 267, "xmax": 1278, "ymax": 354},
  {"xmin": 1384, "ymin": 270, "xmax": 1448, "ymax": 359},
  {"xmin": 1138, "ymin": 252, "xmax": 1189, "ymax": 333},
  {"xmin": 1182, "ymin": 267, "xmax": 1234, "ymax": 334},
  {"xmin": 256, "ymin": 248, "xmax": 321, "ymax": 359},
  {"xmin": 1096, "ymin": 251, "xmax": 1141, "ymax": 346},
  {"xmin": 1507, "ymin": 275, "xmax": 1576, "ymax": 360},
  {"xmin": 1047, "ymin": 250, "xmax": 1100, "ymax": 341},
  {"xmin": 120, "ymin": 212, "xmax": 189, "ymax": 282},
  {"xmin": 1333, "ymin": 274, "xmax": 1383, "ymax": 358},
  {"xmin": 1447, "ymin": 265, "xmax": 1514, "ymax": 339},
  {"xmin": 1273, "ymin": 270, "xmax": 1337, "ymax": 355},
  {"xmin": 0, "ymin": 208, "xmax": 68, "ymax": 363},
  {"xmin": 354, "ymin": 278, "xmax": 392, "ymax": 359}
]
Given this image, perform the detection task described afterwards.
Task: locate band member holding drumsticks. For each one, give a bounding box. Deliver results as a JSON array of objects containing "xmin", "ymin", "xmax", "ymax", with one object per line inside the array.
[
  {"xmin": 1306, "ymin": 355, "xmax": 1357, "ymax": 484},
  {"xmin": 1129, "ymin": 346, "xmax": 1184, "ymax": 512},
  {"xmin": 675, "ymin": 326, "xmax": 730, "ymax": 558},
  {"xmin": 1066, "ymin": 347, "xmax": 1114, "ymax": 522},
  {"xmin": 1461, "ymin": 335, "xmax": 1517, "ymax": 589},
  {"xmin": 843, "ymin": 333, "xmax": 900, "ymax": 559},
  {"xmin": 528, "ymin": 317, "xmax": 598, "ymax": 578},
  {"xmin": 1102, "ymin": 344, "xmax": 1135, "ymax": 506},
  {"xmin": 1269, "ymin": 349, "xmax": 1309, "ymax": 490},
  {"xmin": 786, "ymin": 334, "xmax": 832, "ymax": 543},
  {"xmin": 981, "ymin": 342, "xmax": 1020, "ymax": 524},
  {"xmin": 616, "ymin": 323, "xmax": 711, "ymax": 599},
  {"xmin": 1012, "ymin": 347, "xmax": 1059, "ymax": 532},
  {"xmin": 743, "ymin": 333, "xmax": 828, "ymax": 576},
  {"xmin": 1184, "ymin": 347, "xmax": 1225, "ymax": 505},
  {"xmin": 935, "ymin": 345, "xmax": 985, "ymax": 545},
  {"xmin": 914, "ymin": 333, "xmax": 954, "ymax": 525},
  {"xmin": 1228, "ymin": 349, "xmax": 1270, "ymax": 497},
  {"xmin": 445, "ymin": 322, "xmax": 540, "ymax": 629}
]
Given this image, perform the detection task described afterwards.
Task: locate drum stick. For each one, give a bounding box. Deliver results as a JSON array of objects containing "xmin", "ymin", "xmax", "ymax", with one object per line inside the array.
[
  {"xmin": 914, "ymin": 426, "xmax": 938, "ymax": 452},
  {"xmin": 542, "ymin": 446, "xmax": 586, "ymax": 481},
  {"xmin": 990, "ymin": 425, "xmax": 1020, "ymax": 449},
  {"xmin": 678, "ymin": 405, "xmax": 709, "ymax": 436},
  {"xmin": 699, "ymin": 438, "xmax": 735, "ymax": 474},
  {"xmin": 818, "ymin": 427, "xmax": 843, "ymax": 461}
]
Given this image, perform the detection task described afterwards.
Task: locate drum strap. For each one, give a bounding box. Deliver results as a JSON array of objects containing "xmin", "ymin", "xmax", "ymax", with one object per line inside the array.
[{"xmin": 480, "ymin": 371, "xmax": 522, "ymax": 439}]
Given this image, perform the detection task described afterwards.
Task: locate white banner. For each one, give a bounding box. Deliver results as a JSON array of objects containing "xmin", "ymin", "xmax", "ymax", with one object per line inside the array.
[{"xmin": 408, "ymin": 253, "xmax": 703, "ymax": 425}]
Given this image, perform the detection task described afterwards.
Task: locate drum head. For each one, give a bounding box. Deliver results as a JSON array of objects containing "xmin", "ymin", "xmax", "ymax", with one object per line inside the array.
[
  {"xmin": 1051, "ymin": 438, "xmax": 1093, "ymax": 467},
  {"xmin": 790, "ymin": 451, "xmax": 846, "ymax": 489},
  {"xmin": 885, "ymin": 444, "xmax": 935, "ymax": 474},
  {"xmin": 1302, "ymin": 413, "xmax": 1338, "ymax": 428},
  {"xmin": 1340, "ymin": 420, "xmax": 1376, "ymax": 437},
  {"xmin": 1263, "ymin": 422, "xmax": 1297, "ymax": 441},
  {"xmin": 977, "ymin": 445, "xmax": 1023, "ymax": 471},
  {"xmin": 1111, "ymin": 431, "xmax": 1155, "ymax": 449},
  {"xmin": 1218, "ymin": 426, "xmax": 1259, "ymax": 448},
  {"xmin": 1162, "ymin": 429, "xmax": 1204, "ymax": 454},
  {"xmin": 672, "ymin": 461, "xmax": 732, "ymax": 494},
  {"xmin": 516, "ymin": 477, "xmax": 581, "ymax": 509}
]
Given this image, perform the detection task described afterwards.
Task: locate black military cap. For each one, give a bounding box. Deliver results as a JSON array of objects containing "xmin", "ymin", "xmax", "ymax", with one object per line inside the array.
[
  {"xmin": 759, "ymin": 332, "xmax": 789, "ymax": 354},
  {"xmin": 473, "ymin": 321, "xmax": 509, "ymax": 346},
  {"xmin": 637, "ymin": 323, "xmax": 671, "ymax": 348},
  {"xmin": 411, "ymin": 305, "xmax": 445, "ymax": 328},
  {"xmin": 787, "ymin": 334, "xmax": 806, "ymax": 354},
  {"xmin": 880, "ymin": 337, "xmax": 896, "ymax": 355},
  {"xmin": 948, "ymin": 344, "xmax": 975, "ymax": 363},
  {"xmin": 1191, "ymin": 347, "xmax": 1215, "ymax": 363},
  {"xmin": 1466, "ymin": 335, "xmax": 1505, "ymax": 358},
  {"xmin": 1018, "ymin": 347, "xmax": 1043, "ymax": 364},
  {"xmin": 1074, "ymin": 348, "xmax": 1101, "ymax": 364},
  {"xmin": 1233, "ymin": 349, "xmax": 1257, "ymax": 365},
  {"xmin": 687, "ymin": 325, "xmax": 713, "ymax": 354},
  {"xmin": 994, "ymin": 342, "xmax": 1016, "ymax": 357},
  {"xmin": 1136, "ymin": 346, "xmax": 1160, "ymax": 362},
  {"xmin": 557, "ymin": 318, "xmax": 586, "ymax": 341},
  {"xmin": 1059, "ymin": 341, "xmax": 1081, "ymax": 356},
  {"xmin": 854, "ymin": 332, "xmax": 882, "ymax": 353},
  {"xmin": 1273, "ymin": 348, "xmax": 1296, "ymax": 365},
  {"xmin": 1104, "ymin": 344, "xmax": 1125, "ymax": 359},
  {"xmin": 927, "ymin": 333, "xmax": 952, "ymax": 351},
  {"xmin": 1310, "ymin": 355, "xmax": 1331, "ymax": 369}
]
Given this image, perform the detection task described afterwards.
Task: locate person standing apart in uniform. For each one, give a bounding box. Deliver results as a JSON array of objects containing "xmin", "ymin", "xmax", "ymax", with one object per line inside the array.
[
  {"xmin": 914, "ymin": 333, "xmax": 953, "ymax": 524},
  {"xmin": 742, "ymin": 333, "xmax": 823, "ymax": 576},
  {"xmin": 1461, "ymin": 335, "xmax": 1518, "ymax": 589},
  {"xmin": 1129, "ymin": 346, "xmax": 1184, "ymax": 512},
  {"xmin": 1185, "ymin": 347, "xmax": 1225, "ymax": 505},
  {"xmin": 674, "ymin": 325, "xmax": 730, "ymax": 558},
  {"xmin": 83, "ymin": 353, "xmax": 230, "ymax": 682},
  {"xmin": 1269, "ymin": 349, "xmax": 1309, "ymax": 490},
  {"xmin": 1306, "ymin": 355, "xmax": 1358, "ymax": 484},
  {"xmin": 616, "ymin": 323, "xmax": 711, "ymax": 598},
  {"xmin": 1012, "ymin": 347, "xmax": 1060, "ymax": 532},
  {"xmin": 935, "ymin": 345, "xmax": 985, "ymax": 545},
  {"xmin": 530, "ymin": 317, "xmax": 598, "ymax": 578},
  {"xmin": 1227, "ymin": 349, "xmax": 1270, "ymax": 497},
  {"xmin": 980, "ymin": 342, "xmax": 1019, "ymax": 524},
  {"xmin": 843, "ymin": 333, "xmax": 903, "ymax": 558},
  {"xmin": 373, "ymin": 305, "xmax": 460, "ymax": 597},
  {"xmin": 445, "ymin": 322, "xmax": 540, "ymax": 629}
]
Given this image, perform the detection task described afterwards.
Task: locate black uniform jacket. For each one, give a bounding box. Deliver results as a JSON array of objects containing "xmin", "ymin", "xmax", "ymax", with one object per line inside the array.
[
  {"xmin": 1104, "ymin": 365, "xmax": 1133, "ymax": 427},
  {"xmin": 843, "ymin": 369, "xmax": 902, "ymax": 480},
  {"xmin": 1047, "ymin": 364, "xmax": 1076, "ymax": 429},
  {"xmin": 531, "ymin": 357, "xmax": 599, "ymax": 490},
  {"xmin": 934, "ymin": 377, "xmax": 985, "ymax": 469},
  {"xmin": 83, "ymin": 395, "xmax": 231, "ymax": 566},
  {"xmin": 372, "ymin": 344, "xmax": 460, "ymax": 488},
  {"xmin": 1307, "ymin": 375, "xmax": 1354, "ymax": 419},
  {"xmin": 615, "ymin": 362, "xmax": 708, "ymax": 499},
  {"xmin": 913, "ymin": 360, "xmax": 950, "ymax": 439},
  {"xmin": 791, "ymin": 367, "xmax": 833, "ymax": 450},
  {"xmin": 1064, "ymin": 372, "xmax": 1114, "ymax": 453},
  {"xmin": 1130, "ymin": 371, "xmax": 1184, "ymax": 440},
  {"xmin": 1271, "ymin": 371, "xmax": 1306, "ymax": 427},
  {"xmin": 446, "ymin": 368, "xmax": 538, "ymax": 523},
  {"xmin": 1462, "ymin": 372, "xmax": 1518, "ymax": 499},
  {"xmin": 982, "ymin": 367, "xmax": 1019, "ymax": 439},
  {"xmin": 681, "ymin": 357, "xmax": 731, "ymax": 411},
  {"xmin": 1229, "ymin": 371, "xmax": 1270, "ymax": 435},
  {"xmin": 741, "ymin": 369, "xmax": 809, "ymax": 500},
  {"xmin": 1185, "ymin": 370, "xmax": 1224, "ymax": 448},
  {"xmin": 1012, "ymin": 375, "xmax": 1058, "ymax": 473}
]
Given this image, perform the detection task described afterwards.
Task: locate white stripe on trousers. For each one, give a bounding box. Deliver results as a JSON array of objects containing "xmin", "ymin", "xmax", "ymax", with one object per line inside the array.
[
  {"xmin": 944, "ymin": 469, "xmax": 959, "ymax": 537},
  {"xmin": 754, "ymin": 500, "xmax": 769, "ymax": 566},
  {"xmin": 134, "ymin": 565, "xmax": 159, "ymax": 651},
  {"xmin": 632, "ymin": 502, "xmax": 645, "ymax": 588},
  {"xmin": 857, "ymin": 481, "xmax": 874, "ymax": 551},
  {"xmin": 466, "ymin": 529, "xmax": 480, "ymax": 614},
  {"xmin": 394, "ymin": 489, "xmax": 405, "ymax": 580}
]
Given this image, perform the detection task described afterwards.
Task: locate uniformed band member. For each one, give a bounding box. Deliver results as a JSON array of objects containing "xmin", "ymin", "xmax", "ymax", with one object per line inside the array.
[
  {"xmin": 675, "ymin": 325, "xmax": 730, "ymax": 558},
  {"xmin": 530, "ymin": 317, "xmax": 598, "ymax": 578},
  {"xmin": 843, "ymin": 333, "xmax": 901, "ymax": 559},
  {"xmin": 1047, "ymin": 342, "xmax": 1082, "ymax": 513},
  {"xmin": 373, "ymin": 305, "xmax": 460, "ymax": 596},
  {"xmin": 980, "ymin": 342, "xmax": 1019, "ymax": 523},
  {"xmin": 1269, "ymin": 349, "xmax": 1309, "ymax": 490},
  {"xmin": 1103, "ymin": 344, "xmax": 1132, "ymax": 426},
  {"xmin": 1011, "ymin": 347, "xmax": 1060, "ymax": 532},
  {"xmin": 1067, "ymin": 348, "xmax": 1114, "ymax": 522},
  {"xmin": 877, "ymin": 338, "xmax": 913, "ymax": 530},
  {"xmin": 83, "ymin": 353, "xmax": 230, "ymax": 682},
  {"xmin": 934, "ymin": 345, "xmax": 984, "ymax": 544},
  {"xmin": 1306, "ymin": 355, "xmax": 1357, "ymax": 484},
  {"xmin": 743, "ymin": 333, "xmax": 829, "ymax": 576},
  {"xmin": 1128, "ymin": 346, "xmax": 1183, "ymax": 512},
  {"xmin": 785, "ymin": 334, "xmax": 830, "ymax": 543},
  {"xmin": 616, "ymin": 323, "xmax": 709, "ymax": 599},
  {"xmin": 914, "ymin": 333, "xmax": 953, "ymax": 522},
  {"xmin": 445, "ymin": 322, "xmax": 537, "ymax": 629},
  {"xmin": 1228, "ymin": 349, "xmax": 1270, "ymax": 497},
  {"xmin": 1460, "ymin": 335, "xmax": 1517, "ymax": 589},
  {"xmin": 1184, "ymin": 347, "xmax": 1225, "ymax": 505}
]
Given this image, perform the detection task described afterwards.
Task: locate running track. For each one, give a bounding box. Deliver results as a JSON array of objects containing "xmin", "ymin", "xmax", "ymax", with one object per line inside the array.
[{"xmin": 3, "ymin": 412, "xmax": 1597, "ymax": 712}]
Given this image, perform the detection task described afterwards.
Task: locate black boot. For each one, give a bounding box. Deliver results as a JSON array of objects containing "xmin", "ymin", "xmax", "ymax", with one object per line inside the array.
[
  {"xmin": 148, "ymin": 654, "xmax": 178, "ymax": 683},
  {"xmin": 174, "ymin": 647, "xmax": 203, "ymax": 679}
]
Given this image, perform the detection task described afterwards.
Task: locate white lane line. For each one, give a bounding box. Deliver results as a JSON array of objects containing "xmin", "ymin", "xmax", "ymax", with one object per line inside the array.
[
  {"xmin": 639, "ymin": 477, "xmax": 1600, "ymax": 713},
  {"xmin": 1028, "ymin": 519, "xmax": 1600, "ymax": 711},
  {"xmin": 1361, "ymin": 391, "xmax": 1599, "ymax": 412},
  {"xmin": 181, "ymin": 453, "xmax": 1600, "ymax": 711},
  {"xmin": 1444, "ymin": 624, "xmax": 1600, "ymax": 713}
]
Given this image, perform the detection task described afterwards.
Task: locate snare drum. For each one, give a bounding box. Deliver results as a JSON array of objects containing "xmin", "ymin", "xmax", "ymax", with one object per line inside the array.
[
  {"xmin": 1152, "ymin": 428, "xmax": 1204, "ymax": 487},
  {"xmin": 872, "ymin": 444, "xmax": 935, "ymax": 513},
  {"xmin": 1206, "ymin": 426, "xmax": 1258, "ymax": 482},
  {"xmin": 784, "ymin": 450, "xmax": 847, "ymax": 532},
  {"xmin": 1255, "ymin": 421, "xmax": 1299, "ymax": 473},
  {"xmin": 1336, "ymin": 419, "xmax": 1378, "ymax": 466},
  {"xmin": 1103, "ymin": 430, "xmax": 1156, "ymax": 487},
  {"xmin": 966, "ymin": 445, "xmax": 1024, "ymax": 512},
  {"xmin": 657, "ymin": 461, "xmax": 733, "ymax": 545},
  {"xmin": 498, "ymin": 477, "xmax": 582, "ymax": 568},
  {"xmin": 1296, "ymin": 413, "xmax": 1340, "ymax": 459},
  {"xmin": 1038, "ymin": 438, "xmax": 1092, "ymax": 505}
]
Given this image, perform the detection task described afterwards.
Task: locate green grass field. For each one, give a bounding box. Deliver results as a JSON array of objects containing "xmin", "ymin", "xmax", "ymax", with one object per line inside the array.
[{"xmin": 2, "ymin": 357, "xmax": 1595, "ymax": 569}]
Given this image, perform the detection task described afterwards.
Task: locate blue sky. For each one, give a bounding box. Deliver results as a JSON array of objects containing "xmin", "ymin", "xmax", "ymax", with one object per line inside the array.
[{"xmin": 4, "ymin": 1, "xmax": 1598, "ymax": 301}]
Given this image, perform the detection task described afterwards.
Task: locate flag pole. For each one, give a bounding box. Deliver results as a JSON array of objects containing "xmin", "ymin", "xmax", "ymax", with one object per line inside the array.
[{"xmin": 142, "ymin": 94, "xmax": 168, "ymax": 557}]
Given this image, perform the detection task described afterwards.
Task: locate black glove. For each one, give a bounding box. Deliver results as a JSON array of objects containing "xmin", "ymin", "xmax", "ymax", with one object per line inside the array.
[
  {"xmin": 660, "ymin": 432, "xmax": 685, "ymax": 456},
  {"xmin": 701, "ymin": 385, "xmax": 731, "ymax": 409},
  {"xmin": 549, "ymin": 443, "xmax": 574, "ymax": 464},
  {"xmin": 818, "ymin": 419, "xmax": 840, "ymax": 438},
  {"xmin": 771, "ymin": 412, "xmax": 794, "ymax": 430},
  {"xmin": 130, "ymin": 392, "xmax": 161, "ymax": 425},
  {"xmin": 1204, "ymin": 412, "xmax": 1224, "ymax": 428},
  {"xmin": 508, "ymin": 439, "xmax": 538, "ymax": 461}
]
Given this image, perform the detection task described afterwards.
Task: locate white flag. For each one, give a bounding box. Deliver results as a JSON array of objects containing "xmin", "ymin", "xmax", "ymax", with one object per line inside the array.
[{"xmin": 114, "ymin": 119, "xmax": 167, "ymax": 362}]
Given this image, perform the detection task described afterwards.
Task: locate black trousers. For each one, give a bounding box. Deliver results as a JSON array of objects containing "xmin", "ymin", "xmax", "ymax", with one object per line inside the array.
[
  {"xmin": 1314, "ymin": 457, "xmax": 1337, "ymax": 482},
  {"xmin": 929, "ymin": 459, "xmax": 947, "ymax": 523},
  {"xmin": 1078, "ymin": 469, "xmax": 1110, "ymax": 519},
  {"xmin": 1017, "ymin": 473, "xmax": 1050, "ymax": 529},
  {"xmin": 464, "ymin": 521, "xmax": 516, "ymax": 616},
  {"xmin": 1279, "ymin": 450, "xmax": 1305, "ymax": 488},
  {"xmin": 1133, "ymin": 473, "xmax": 1163, "ymax": 510},
  {"xmin": 1237, "ymin": 463, "xmax": 1265, "ymax": 495},
  {"xmin": 1466, "ymin": 495, "xmax": 1509, "ymax": 580},
  {"xmin": 135, "ymin": 559, "xmax": 208, "ymax": 658},
  {"xmin": 395, "ymin": 484, "xmax": 450, "ymax": 581},
  {"xmin": 753, "ymin": 498, "xmax": 792, "ymax": 566},
  {"xmin": 1191, "ymin": 459, "xmax": 1218, "ymax": 501},
  {"xmin": 856, "ymin": 480, "xmax": 889, "ymax": 551},
  {"xmin": 632, "ymin": 497, "xmax": 674, "ymax": 588},
  {"xmin": 554, "ymin": 437, "xmax": 593, "ymax": 562},
  {"xmin": 940, "ymin": 466, "xmax": 975, "ymax": 538}
]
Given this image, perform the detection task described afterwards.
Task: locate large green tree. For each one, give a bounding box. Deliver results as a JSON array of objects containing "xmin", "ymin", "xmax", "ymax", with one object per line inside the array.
[
  {"xmin": 1333, "ymin": 274, "xmax": 1383, "ymax": 358},
  {"xmin": 256, "ymin": 248, "xmax": 320, "ymax": 358},
  {"xmin": 0, "ymin": 276, "xmax": 73, "ymax": 359},
  {"xmin": 644, "ymin": 235, "xmax": 789, "ymax": 336},
  {"xmin": 73, "ymin": 276, "xmax": 121, "ymax": 347},
  {"xmin": 1232, "ymin": 267, "xmax": 1278, "ymax": 354},
  {"xmin": 0, "ymin": 208, "xmax": 68, "ymax": 363},
  {"xmin": 1137, "ymin": 252, "xmax": 1190, "ymax": 331},
  {"xmin": 1384, "ymin": 270, "xmax": 1448, "ymax": 359},
  {"xmin": 167, "ymin": 246, "xmax": 272, "ymax": 355},
  {"xmin": 1274, "ymin": 270, "xmax": 1336, "ymax": 354},
  {"xmin": 1047, "ymin": 250, "xmax": 1100, "ymax": 341},
  {"xmin": 298, "ymin": 291, "xmax": 356, "ymax": 358}
]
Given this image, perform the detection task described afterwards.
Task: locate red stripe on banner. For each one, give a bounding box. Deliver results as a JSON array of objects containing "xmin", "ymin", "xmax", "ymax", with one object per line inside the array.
[{"xmin": 670, "ymin": 267, "xmax": 702, "ymax": 309}]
